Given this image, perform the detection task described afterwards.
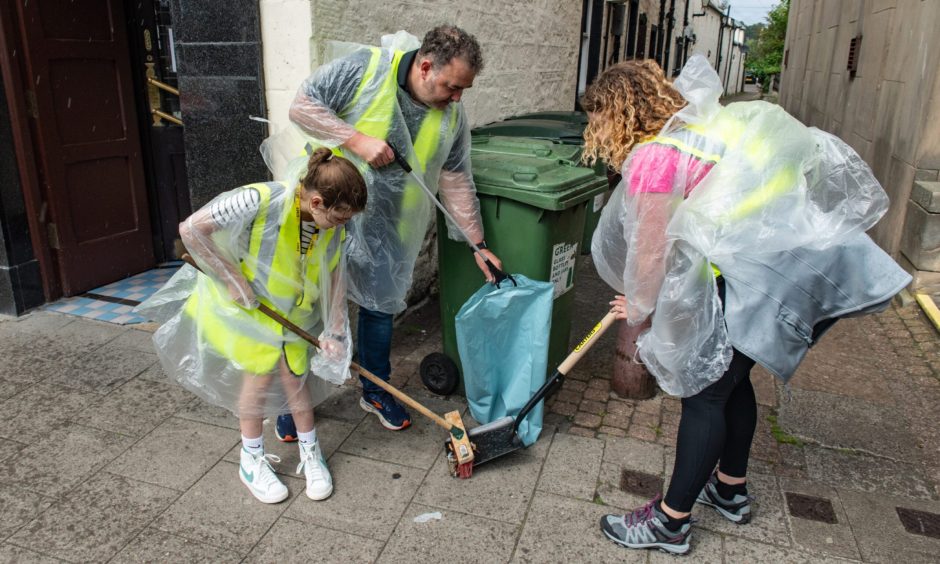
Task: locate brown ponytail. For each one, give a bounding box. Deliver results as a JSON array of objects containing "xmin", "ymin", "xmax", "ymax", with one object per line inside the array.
[{"xmin": 301, "ymin": 147, "xmax": 368, "ymax": 212}]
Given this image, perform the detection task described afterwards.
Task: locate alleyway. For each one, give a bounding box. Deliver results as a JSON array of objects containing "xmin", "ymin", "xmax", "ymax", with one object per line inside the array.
[{"xmin": 1, "ymin": 255, "xmax": 939, "ymax": 562}]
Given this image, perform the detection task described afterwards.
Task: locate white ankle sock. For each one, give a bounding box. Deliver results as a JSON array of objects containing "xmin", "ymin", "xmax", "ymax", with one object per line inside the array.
[
  {"xmin": 242, "ymin": 435, "xmax": 264, "ymax": 455},
  {"xmin": 298, "ymin": 428, "xmax": 318, "ymax": 445}
]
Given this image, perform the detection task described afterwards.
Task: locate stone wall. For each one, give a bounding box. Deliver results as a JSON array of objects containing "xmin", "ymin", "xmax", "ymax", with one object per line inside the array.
[{"xmin": 779, "ymin": 0, "xmax": 940, "ymax": 261}]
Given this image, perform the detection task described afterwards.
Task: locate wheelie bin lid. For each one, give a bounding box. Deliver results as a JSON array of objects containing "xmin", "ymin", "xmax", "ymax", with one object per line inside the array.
[
  {"xmin": 470, "ymin": 152, "xmax": 608, "ymax": 211},
  {"xmin": 504, "ymin": 110, "xmax": 589, "ymax": 126},
  {"xmin": 470, "ymin": 119, "xmax": 585, "ymax": 145},
  {"xmin": 470, "ymin": 135, "xmax": 582, "ymax": 165}
]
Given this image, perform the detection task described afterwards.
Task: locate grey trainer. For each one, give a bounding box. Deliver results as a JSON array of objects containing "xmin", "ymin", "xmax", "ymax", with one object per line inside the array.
[
  {"xmin": 599, "ymin": 495, "xmax": 692, "ymax": 555},
  {"xmin": 696, "ymin": 473, "xmax": 753, "ymax": 524}
]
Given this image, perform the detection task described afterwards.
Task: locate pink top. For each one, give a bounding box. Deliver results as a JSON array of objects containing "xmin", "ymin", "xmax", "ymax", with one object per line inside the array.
[{"xmin": 627, "ymin": 142, "xmax": 715, "ymax": 197}]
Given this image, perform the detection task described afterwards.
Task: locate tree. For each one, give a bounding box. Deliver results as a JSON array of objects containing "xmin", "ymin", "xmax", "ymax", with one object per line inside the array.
[{"xmin": 745, "ymin": 0, "xmax": 789, "ymax": 92}]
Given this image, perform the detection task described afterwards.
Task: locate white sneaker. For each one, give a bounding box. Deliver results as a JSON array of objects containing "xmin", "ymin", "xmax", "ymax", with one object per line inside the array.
[
  {"xmin": 239, "ymin": 449, "xmax": 289, "ymax": 504},
  {"xmin": 297, "ymin": 441, "xmax": 333, "ymax": 500}
]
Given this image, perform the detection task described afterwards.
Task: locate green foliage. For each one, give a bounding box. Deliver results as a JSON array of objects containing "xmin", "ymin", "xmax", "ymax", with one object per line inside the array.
[
  {"xmin": 745, "ymin": 0, "xmax": 789, "ymax": 91},
  {"xmin": 766, "ymin": 414, "xmax": 804, "ymax": 447}
]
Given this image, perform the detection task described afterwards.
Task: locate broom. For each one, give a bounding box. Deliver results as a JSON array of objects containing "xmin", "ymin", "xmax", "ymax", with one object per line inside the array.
[{"xmin": 180, "ymin": 254, "xmax": 475, "ymax": 475}]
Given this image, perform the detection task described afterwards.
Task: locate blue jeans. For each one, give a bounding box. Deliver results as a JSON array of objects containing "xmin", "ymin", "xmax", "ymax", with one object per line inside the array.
[{"xmin": 357, "ymin": 306, "xmax": 394, "ymax": 394}]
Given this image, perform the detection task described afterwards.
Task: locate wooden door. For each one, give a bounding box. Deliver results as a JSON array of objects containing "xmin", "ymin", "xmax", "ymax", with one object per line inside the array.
[{"xmin": 15, "ymin": 0, "xmax": 155, "ymax": 295}]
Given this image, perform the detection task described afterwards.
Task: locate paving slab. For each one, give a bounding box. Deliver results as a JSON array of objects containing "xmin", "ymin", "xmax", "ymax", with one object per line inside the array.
[
  {"xmin": 284, "ymin": 452, "xmax": 424, "ymax": 541},
  {"xmin": 340, "ymin": 393, "xmax": 466, "ymax": 469},
  {"xmin": 0, "ymin": 377, "xmax": 25, "ymax": 401},
  {"xmin": 803, "ymin": 444, "xmax": 935, "ymax": 501},
  {"xmin": 4, "ymin": 310, "xmax": 74, "ymax": 334},
  {"xmin": 0, "ymin": 424, "xmax": 135, "ymax": 498},
  {"xmin": 778, "ymin": 387, "xmax": 921, "ymax": 462},
  {"xmin": 536, "ymin": 432, "xmax": 603, "ymax": 501},
  {"xmin": 174, "ymin": 397, "xmax": 240, "ymax": 430},
  {"xmin": 46, "ymin": 341, "xmax": 157, "ymax": 395},
  {"xmin": 0, "ymin": 437, "xmax": 23, "ymax": 464},
  {"xmin": 595, "ymin": 461, "xmax": 661, "ymax": 511},
  {"xmin": 651, "ymin": 527, "xmax": 724, "ymax": 563},
  {"xmin": 51, "ymin": 317, "xmax": 127, "ymax": 350},
  {"xmin": 838, "ymin": 488, "xmax": 940, "ymax": 563},
  {"xmin": 110, "ymin": 417, "xmax": 239, "ymax": 491},
  {"xmin": 0, "ymin": 485, "xmax": 54, "ymax": 542},
  {"xmin": 154, "ymin": 461, "xmax": 303, "ymax": 555},
  {"xmin": 313, "ymin": 386, "xmax": 370, "ymax": 424},
  {"xmin": 511, "ymin": 491, "xmax": 646, "ymax": 563},
  {"xmin": 414, "ymin": 447, "xmax": 543, "ymax": 524},
  {"xmin": 136, "ymin": 361, "xmax": 172, "ymax": 384},
  {"xmin": 112, "ymin": 528, "xmax": 242, "ymax": 564},
  {"xmin": 0, "ymin": 381, "xmax": 98, "ymax": 441},
  {"xmin": 723, "ymin": 536, "xmax": 846, "ymax": 563},
  {"xmin": 244, "ymin": 517, "xmax": 383, "ymax": 563},
  {"xmin": 779, "ymin": 477, "xmax": 862, "ymax": 561},
  {"xmin": 106, "ymin": 328, "xmax": 159, "ymax": 353},
  {"xmin": 7, "ymin": 472, "xmax": 178, "ymax": 563},
  {"xmin": 0, "ymin": 333, "xmax": 75, "ymax": 386},
  {"xmin": 378, "ymin": 502, "xmax": 518, "ymax": 563},
  {"xmin": 222, "ymin": 416, "xmax": 357, "ymax": 476},
  {"xmin": 0, "ymin": 543, "xmax": 62, "ymax": 563},
  {"xmin": 78, "ymin": 376, "xmax": 194, "ymax": 438},
  {"xmin": 694, "ymin": 472, "xmax": 791, "ymax": 547},
  {"xmin": 603, "ymin": 435, "xmax": 666, "ymax": 475}
]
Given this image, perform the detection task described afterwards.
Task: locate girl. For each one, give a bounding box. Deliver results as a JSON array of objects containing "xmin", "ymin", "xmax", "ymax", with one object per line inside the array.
[
  {"xmin": 581, "ymin": 57, "xmax": 909, "ymax": 554},
  {"xmin": 140, "ymin": 148, "xmax": 367, "ymax": 504}
]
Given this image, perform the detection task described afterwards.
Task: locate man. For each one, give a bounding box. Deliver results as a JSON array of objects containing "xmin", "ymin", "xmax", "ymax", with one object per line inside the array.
[{"xmin": 277, "ymin": 25, "xmax": 501, "ymax": 436}]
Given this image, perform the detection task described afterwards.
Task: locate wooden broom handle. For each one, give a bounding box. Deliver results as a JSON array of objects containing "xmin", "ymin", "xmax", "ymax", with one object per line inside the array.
[
  {"xmin": 180, "ymin": 254, "xmax": 456, "ymax": 433},
  {"xmin": 557, "ymin": 310, "xmax": 619, "ymax": 375}
]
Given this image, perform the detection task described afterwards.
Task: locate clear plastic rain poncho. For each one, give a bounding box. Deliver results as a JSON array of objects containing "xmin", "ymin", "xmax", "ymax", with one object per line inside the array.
[
  {"xmin": 262, "ymin": 31, "xmax": 483, "ymax": 314},
  {"xmin": 591, "ymin": 55, "xmax": 889, "ymax": 397},
  {"xmin": 135, "ymin": 181, "xmax": 353, "ymax": 417}
]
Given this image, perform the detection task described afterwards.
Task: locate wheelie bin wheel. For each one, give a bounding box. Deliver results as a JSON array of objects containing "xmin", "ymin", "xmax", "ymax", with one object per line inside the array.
[{"xmin": 420, "ymin": 352, "xmax": 460, "ymax": 395}]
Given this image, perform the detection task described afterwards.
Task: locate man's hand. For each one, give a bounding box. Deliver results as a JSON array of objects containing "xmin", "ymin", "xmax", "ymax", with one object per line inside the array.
[
  {"xmin": 343, "ymin": 132, "xmax": 394, "ymax": 167},
  {"xmin": 473, "ymin": 249, "xmax": 503, "ymax": 283}
]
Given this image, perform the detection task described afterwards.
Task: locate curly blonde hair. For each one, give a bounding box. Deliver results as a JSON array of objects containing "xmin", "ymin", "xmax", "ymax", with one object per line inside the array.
[{"xmin": 581, "ymin": 59, "xmax": 686, "ymax": 171}]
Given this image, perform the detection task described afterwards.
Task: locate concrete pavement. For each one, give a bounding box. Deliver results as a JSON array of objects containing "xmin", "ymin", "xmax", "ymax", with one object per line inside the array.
[{"xmin": 1, "ymin": 256, "xmax": 939, "ymax": 562}]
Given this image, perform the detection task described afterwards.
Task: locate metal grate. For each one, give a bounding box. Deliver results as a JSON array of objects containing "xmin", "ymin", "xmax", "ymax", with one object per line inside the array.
[
  {"xmin": 785, "ymin": 492, "xmax": 838, "ymax": 524},
  {"xmin": 847, "ymin": 35, "xmax": 862, "ymax": 77},
  {"xmin": 896, "ymin": 507, "xmax": 940, "ymax": 539},
  {"xmin": 619, "ymin": 469, "xmax": 663, "ymax": 498}
]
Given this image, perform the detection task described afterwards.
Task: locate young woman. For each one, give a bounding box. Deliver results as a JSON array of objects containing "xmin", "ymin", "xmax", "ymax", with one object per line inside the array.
[
  {"xmin": 140, "ymin": 148, "xmax": 367, "ymax": 504},
  {"xmin": 581, "ymin": 57, "xmax": 909, "ymax": 554}
]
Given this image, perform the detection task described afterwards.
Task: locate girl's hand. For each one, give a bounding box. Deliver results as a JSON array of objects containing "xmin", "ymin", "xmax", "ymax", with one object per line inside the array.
[
  {"xmin": 318, "ymin": 337, "xmax": 346, "ymax": 362},
  {"xmin": 227, "ymin": 280, "xmax": 257, "ymax": 309},
  {"xmin": 609, "ymin": 295, "xmax": 628, "ymax": 320}
]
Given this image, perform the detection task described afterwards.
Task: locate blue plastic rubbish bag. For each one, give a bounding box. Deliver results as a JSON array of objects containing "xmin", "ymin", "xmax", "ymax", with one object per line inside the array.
[{"xmin": 455, "ymin": 275, "xmax": 553, "ymax": 446}]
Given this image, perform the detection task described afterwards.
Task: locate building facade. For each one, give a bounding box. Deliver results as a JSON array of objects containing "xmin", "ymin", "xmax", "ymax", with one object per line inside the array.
[{"xmin": 780, "ymin": 0, "xmax": 940, "ymax": 290}]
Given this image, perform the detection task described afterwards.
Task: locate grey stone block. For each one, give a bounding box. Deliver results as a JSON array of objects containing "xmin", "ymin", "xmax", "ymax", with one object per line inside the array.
[
  {"xmin": 0, "ymin": 377, "xmax": 24, "ymax": 401},
  {"xmin": 48, "ymin": 340, "xmax": 157, "ymax": 395},
  {"xmin": 379, "ymin": 502, "xmax": 518, "ymax": 564},
  {"xmin": 695, "ymin": 472, "xmax": 791, "ymax": 547},
  {"xmin": 246, "ymin": 517, "xmax": 383, "ymax": 563},
  {"xmin": 603, "ymin": 435, "xmax": 666, "ymax": 475},
  {"xmin": 0, "ymin": 424, "xmax": 134, "ymax": 497},
  {"xmin": 0, "ymin": 331, "xmax": 76, "ymax": 386},
  {"xmin": 779, "ymin": 477, "xmax": 862, "ymax": 560},
  {"xmin": 79, "ymin": 377, "xmax": 194, "ymax": 438},
  {"xmin": 0, "ymin": 381, "xmax": 98, "ymax": 441},
  {"xmin": 778, "ymin": 387, "xmax": 921, "ymax": 462},
  {"xmin": 650, "ymin": 527, "xmax": 723, "ymax": 563},
  {"xmin": 110, "ymin": 417, "xmax": 239, "ymax": 491},
  {"xmin": 803, "ymin": 444, "xmax": 935, "ymax": 501},
  {"xmin": 309, "ymin": 386, "xmax": 368, "ymax": 424},
  {"xmin": 112, "ymin": 528, "xmax": 242, "ymax": 564},
  {"xmin": 340, "ymin": 394, "xmax": 466, "ymax": 469},
  {"xmin": 106, "ymin": 328, "xmax": 159, "ymax": 354},
  {"xmin": 223, "ymin": 416, "xmax": 357, "ymax": 475},
  {"xmin": 911, "ymin": 181, "xmax": 940, "ymax": 213},
  {"xmin": 901, "ymin": 199, "xmax": 940, "ymax": 272},
  {"xmin": 154, "ymin": 461, "xmax": 304, "ymax": 554},
  {"xmin": 0, "ymin": 543, "xmax": 62, "ymax": 563},
  {"xmin": 415, "ymin": 449, "xmax": 543, "ymax": 524},
  {"xmin": 512, "ymin": 492, "xmax": 646, "ymax": 563},
  {"xmin": 8, "ymin": 473, "xmax": 177, "ymax": 562},
  {"xmin": 175, "ymin": 397, "xmax": 240, "ymax": 430},
  {"xmin": 0, "ymin": 484, "xmax": 53, "ymax": 541},
  {"xmin": 536, "ymin": 432, "xmax": 603, "ymax": 501},
  {"xmin": 284, "ymin": 453, "xmax": 424, "ymax": 541},
  {"xmin": 595, "ymin": 461, "xmax": 658, "ymax": 510},
  {"xmin": 0, "ymin": 437, "xmax": 22, "ymax": 464},
  {"xmin": 723, "ymin": 536, "xmax": 840, "ymax": 563},
  {"xmin": 838, "ymin": 488, "xmax": 940, "ymax": 563}
]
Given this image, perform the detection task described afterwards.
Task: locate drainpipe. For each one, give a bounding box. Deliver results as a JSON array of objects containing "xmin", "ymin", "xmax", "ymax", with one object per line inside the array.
[
  {"xmin": 664, "ymin": 0, "xmax": 676, "ymax": 74},
  {"xmin": 657, "ymin": 0, "xmax": 666, "ymax": 65}
]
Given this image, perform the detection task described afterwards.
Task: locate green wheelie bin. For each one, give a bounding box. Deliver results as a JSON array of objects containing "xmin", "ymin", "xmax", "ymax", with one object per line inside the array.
[
  {"xmin": 419, "ymin": 143, "xmax": 608, "ymax": 395},
  {"xmin": 471, "ymin": 119, "xmax": 611, "ymax": 255}
]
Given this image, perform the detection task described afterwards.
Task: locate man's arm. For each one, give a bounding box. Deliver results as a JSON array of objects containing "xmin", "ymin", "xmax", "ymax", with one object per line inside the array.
[{"xmin": 288, "ymin": 49, "xmax": 394, "ymax": 167}]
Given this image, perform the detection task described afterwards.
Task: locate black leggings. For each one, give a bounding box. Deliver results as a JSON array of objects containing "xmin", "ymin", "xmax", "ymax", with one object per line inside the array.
[{"xmin": 663, "ymin": 281, "xmax": 758, "ymax": 513}]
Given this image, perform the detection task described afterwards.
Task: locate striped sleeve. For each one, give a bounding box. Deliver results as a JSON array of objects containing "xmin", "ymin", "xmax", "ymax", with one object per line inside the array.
[{"xmin": 208, "ymin": 188, "xmax": 261, "ymax": 227}]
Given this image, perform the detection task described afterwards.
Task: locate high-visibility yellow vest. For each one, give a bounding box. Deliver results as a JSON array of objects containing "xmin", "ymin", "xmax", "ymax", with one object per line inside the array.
[
  {"xmin": 184, "ymin": 181, "xmax": 344, "ymax": 376},
  {"xmin": 640, "ymin": 108, "xmax": 802, "ymax": 278},
  {"xmin": 328, "ymin": 47, "xmax": 459, "ymax": 242}
]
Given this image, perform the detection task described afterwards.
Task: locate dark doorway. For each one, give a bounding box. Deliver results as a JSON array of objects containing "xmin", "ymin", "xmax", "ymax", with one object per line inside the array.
[{"xmin": 12, "ymin": 0, "xmax": 156, "ymax": 296}]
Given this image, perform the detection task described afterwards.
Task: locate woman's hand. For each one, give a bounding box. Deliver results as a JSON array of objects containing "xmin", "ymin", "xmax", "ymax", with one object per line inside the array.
[{"xmin": 609, "ymin": 295, "xmax": 629, "ymax": 320}]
